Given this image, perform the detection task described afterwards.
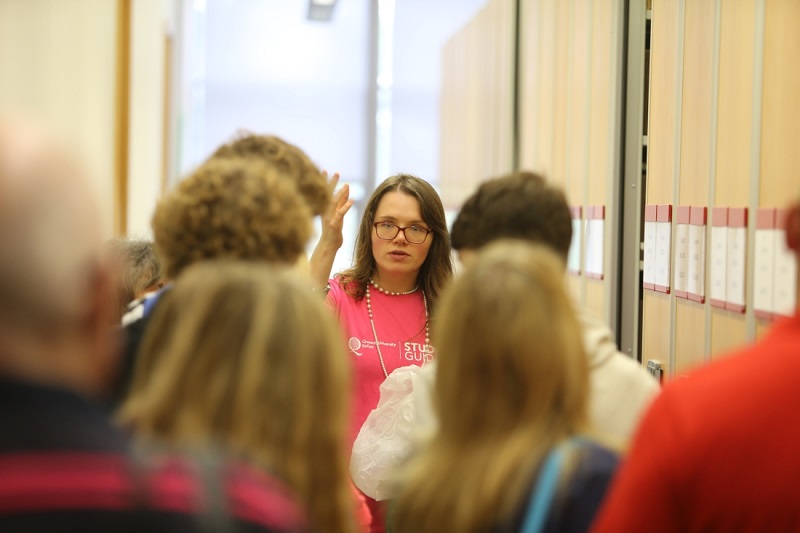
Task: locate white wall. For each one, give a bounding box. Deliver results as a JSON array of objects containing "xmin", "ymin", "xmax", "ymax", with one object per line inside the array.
[
  {"xmin": 201, "ymin": 0, "xmax": 371, "ymax": 184},
  {"xmin": 0, "ymin": 0, "xmax": 175, "ymax": 239},
  {"xmin": 127, "ymin": 0, "xmax": 178, "ymax": 238},
  {"xmin": 0, "ymin": 0, "xmax": 119, "ymax": 236}
]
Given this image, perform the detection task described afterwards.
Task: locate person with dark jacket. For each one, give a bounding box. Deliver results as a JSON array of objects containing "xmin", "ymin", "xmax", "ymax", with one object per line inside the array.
[{"xmin": 0, "ymin": 118, "xmax": 310, "ymax": 533}]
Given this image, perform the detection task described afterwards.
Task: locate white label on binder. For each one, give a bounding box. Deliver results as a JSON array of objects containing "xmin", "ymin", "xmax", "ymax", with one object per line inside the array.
[
  {"xmin": 753, "ymin": 228, "xmax": 775, "ymax": 315},
  {"xmin": 674, "ymin": 223, "xmax": 689, "ymax": 293},
  {"xmin": 644, "ymin": 221, "xmax": 657, "ymax": 286},
  {"xmin": 710, "ymin": 226, "xmax": 728, "ymax": 303},
  {"xmin": 726, "ymin": 226, "xmax": 747, "ymax": 307},
  {"xmin": 774, "ymin": 229, "xmax": 798, "ymax": 316},
  {"xmin": 655, "ymin": 221, "xmax": 671, "ymax": 289},
  {"xmin": 687, "ymin": 224, "xmax": 706, "ymax": 298}
]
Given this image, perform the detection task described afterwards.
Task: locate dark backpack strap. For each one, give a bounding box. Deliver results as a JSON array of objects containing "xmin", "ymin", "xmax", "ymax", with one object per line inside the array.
[{"xmin": 519, "ymin": 437, "xmax": 588, "ymax": 533}]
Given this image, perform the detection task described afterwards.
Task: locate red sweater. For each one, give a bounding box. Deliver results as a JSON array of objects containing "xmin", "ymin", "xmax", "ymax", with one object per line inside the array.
[{"xmin": 592, "ymin": 312, "xmax": 800, "ymax": 532}]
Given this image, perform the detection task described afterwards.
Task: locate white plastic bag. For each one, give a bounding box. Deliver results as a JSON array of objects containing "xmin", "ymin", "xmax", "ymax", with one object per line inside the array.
[{"xmin": 350, "ymin": 365, "xmax": 425, "ymax": 501}]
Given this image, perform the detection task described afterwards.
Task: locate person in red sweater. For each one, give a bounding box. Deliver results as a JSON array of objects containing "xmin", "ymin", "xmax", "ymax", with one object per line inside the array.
[{"xmin": 592, "ymin": 197, "xmax": 800, "ymax": 532}]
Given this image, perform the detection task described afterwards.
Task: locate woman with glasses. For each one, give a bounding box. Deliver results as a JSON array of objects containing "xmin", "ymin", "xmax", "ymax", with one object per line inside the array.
[{"xmin": 310, "ymin": 173, "xmax": 453, "ymax": 533}]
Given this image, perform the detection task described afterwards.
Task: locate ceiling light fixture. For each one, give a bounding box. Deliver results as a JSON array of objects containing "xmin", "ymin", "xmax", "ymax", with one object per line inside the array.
[{"xmin": 308, "ymin": 0, "xmax": 338, "ymax": 22}]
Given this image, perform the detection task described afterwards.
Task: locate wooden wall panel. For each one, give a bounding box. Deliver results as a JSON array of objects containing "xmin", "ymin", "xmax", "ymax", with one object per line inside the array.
[
  {"xmin": 535, "ymin": 0, "xmax": 557, "ymax": 179},
  {"xmin": 550, "ymin": 0, "xmax": 570, "ymax": 189},
  {"xmin": 439, "ymin": 0, "xmax": 514, "ymax": 208},
  {"xmin": 760, "ymin": 0, "xmax": 800, "ymax": 207},
  {"xmin": 585, "ymin": 280, "xmax": 605, "ymax": 321},
  {"xmin": 588, "ymin": 0, "xmax": 613, "ymax": 206},
  {"xmin": 642, "ymin": 292, "xmax": 672, "ymax": 373},
  {"xmin": 672, "ymin": 0, "xmax": 715, "ymax": 375},
  {"xmin": 642, "ymin": 0, "xmax": 680, "ymax": 370},
  {"xmin": 710, "ymin": 0, "xmax": 756, "ymax": 360},
  {"xmin": 755, "ymin": 321, "xmax": 772, "ymax": 340},
  {"xmin": 711, "ymin": 312, "xmax": 749, "ymax": 356},
  {"xmin": 494, "ymin": 0, "xmax": 515, "ymax": 177},
  {"xmin": 679, "ymin": 0, "xmax": 714, "ymax": 206},
  {"xmin": 645, "ymin": 0, "xmax": 680, "ymax": 204},
  {"xmin": 714, "ymin": 0, "xmax": 755, "ymax": 208},
  {"xmin": 675, "ymin": 300, "xmax": 707, "ymax": 375},
  {"xmin": 568, "ymin": 275, "xmax": 582, "ymax": 305},
  {"xmin": 566, "ymin": 0, "xmax": 591, "ymax": 205},
  {"xmin": 517, "ymin": 0, "xmax": 541, "ymax": 170}
]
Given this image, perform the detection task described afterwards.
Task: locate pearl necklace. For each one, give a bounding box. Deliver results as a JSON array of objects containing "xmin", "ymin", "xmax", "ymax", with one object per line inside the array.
[
  {"xmin": 365, "ymin": 281, "xmax": 430, "ymax": 378},
  {"xmin": 369, "ymin": 278, "xmax": 418, "ymax": 296}
]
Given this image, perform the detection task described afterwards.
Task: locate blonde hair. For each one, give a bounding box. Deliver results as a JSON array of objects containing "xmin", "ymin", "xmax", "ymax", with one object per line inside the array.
[
  {"xmin": 394, "ymin": 241, "xmax": 589, "ymax": 533},
  {"xmin": 152, "ymin": 158, "xmax": 312, "ymax": 279},
  {"xmin": 118, "ymin": 261, "xmax": 354, "ymax": 533}
]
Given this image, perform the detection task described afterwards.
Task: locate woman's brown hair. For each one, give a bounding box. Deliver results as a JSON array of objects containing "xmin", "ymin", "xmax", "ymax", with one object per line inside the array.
[
  {"xmin": 337, "ymin": 174, "xmax": 453, "ymax": 313},
  {"xmin": 119, "ymin": 261, "xmax": 354, "ymax": 533}
]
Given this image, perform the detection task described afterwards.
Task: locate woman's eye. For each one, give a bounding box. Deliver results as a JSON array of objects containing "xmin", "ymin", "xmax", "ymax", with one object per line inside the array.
[
  {"xmin": 379, "ymin": 222, "xmax": 394, "ymax": 229},
  {"xmin": 410, "ymin": 226, "xmax": 425, "ymax": 233}
]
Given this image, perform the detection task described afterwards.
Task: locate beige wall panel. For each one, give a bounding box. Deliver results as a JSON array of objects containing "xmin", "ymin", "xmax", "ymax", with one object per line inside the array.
[
  {"xmin": 678, "ymin": 0, "xmax": 715, "ymax": 206},
  {"xmin": 567, "ymin": 275, "xmax": 583, "ymax": 305},
  {"xmin": 714, "ymin": 0, "xmax": 755, "ymax": 207},
  {"xmin": 587, "ymin": 0, "xmax": 613, "ymax": 206},
  {"xmin": 566, "ymin": 0, "xmax": 591, "ymax": 205},
  {"xmin": 536, "ymin": 0, "xmax": 557, "ymax": 179},
  {"xmin": 642, "ymin": 292, "xmax": 672, "ymax": 374},
  {"xmin": 709, "ymin": 0, "xmax": 755, "ymax": 356},
  {"xmin": 439, "ymin": 0, "xmax": 515, "ymax": 207},
  {"xmin": 642, "ymin": 0, "xmax": 680, "ymax": 375},
  {"xmin": 127, "ymin": 0, "xmax": 176, "ymax": 238},
  {"xmin": 710, "ymin": 309, "xmax": 748, "ymax": 358},
  {"xmin": 755, "ymin": 319, "xmax": 773, "ymax": 340},
  {"xmin": 760, "ymin": 0, "xmax": 800, "ymax": 206},
  {"xmin": 493, "ymin": 0, "xmax": 515, "ymax": 177},
  {"xmin": 478, "ymin": 5, "xmax": 490, "ymax": 184},
  {"xmin": 439, "ymin": 38, "xmax": 456, "ymax": 207},
  {"xmin": 468, "ymin": 17, "xmax": 483, "ymax": 189},
  {"xmin": 0, "ymin": 0, "xmax": 118, "ymax": 235},
  {"xmin": 674, "ymin": 300, "xmax": 707, "ymax": 375},
  {"xmin": 585, "ymin": 280, "xmax": 606, "ymax": 322},
  {"xmin": 672, "ymin": 0, "xmax": 715, "ymax": 375},
  {"xmin": 518, "ymin": 0, "xmax": 541, "ymax": 170},
  {"xmin": 550, "ymin": 0, "xmax": 570, "ymax": 188},
  {"xmin": 646, "ymin": 0, "xmax": 680, "ymax": 204}
]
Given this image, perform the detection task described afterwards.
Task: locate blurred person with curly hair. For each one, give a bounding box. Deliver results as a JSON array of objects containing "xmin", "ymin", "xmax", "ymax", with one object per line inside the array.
[
  {"xmin": 210, "ymin": 131, "xmax": 330, "ymax": 218},
  {"xmin": 110, "ymin": 156, "xmax": 313, "ymax": 406}
]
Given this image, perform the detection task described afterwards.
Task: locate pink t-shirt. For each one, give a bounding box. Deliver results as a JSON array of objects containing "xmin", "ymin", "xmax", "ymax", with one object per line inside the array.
[{"xmin": 326, "ymin": 278, "xmax": 433, "ymax": 445}]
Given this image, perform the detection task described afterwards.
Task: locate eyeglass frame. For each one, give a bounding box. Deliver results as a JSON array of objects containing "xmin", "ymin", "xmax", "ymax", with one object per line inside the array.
[{"xmin": 372, "ymin": 221, "xmax": 432, "ymax": 244}]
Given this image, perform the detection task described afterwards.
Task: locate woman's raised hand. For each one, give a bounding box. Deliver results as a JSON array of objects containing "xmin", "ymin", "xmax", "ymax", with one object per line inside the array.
[
  {"xmin": 309, "ymin": 171, "xmax": 354, "ymax": 289},
  {"xmin": 320, "ymin": 171, "xmax": 354, "ymax": 249}
]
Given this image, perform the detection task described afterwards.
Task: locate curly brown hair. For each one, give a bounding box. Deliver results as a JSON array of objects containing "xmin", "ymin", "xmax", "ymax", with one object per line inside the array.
[
  {"xmin": 211, "ymin": 132, "xmax": 328, "ymax": 216},
  {"xmin": 152, "ymin": 158, "xmax": 312, "ymax": 279}
]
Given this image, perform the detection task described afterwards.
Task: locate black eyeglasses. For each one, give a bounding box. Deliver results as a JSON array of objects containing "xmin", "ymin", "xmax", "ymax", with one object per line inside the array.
[{"xmin": 373, "ymin": 222, "xmax": 432, "ymax": 244}]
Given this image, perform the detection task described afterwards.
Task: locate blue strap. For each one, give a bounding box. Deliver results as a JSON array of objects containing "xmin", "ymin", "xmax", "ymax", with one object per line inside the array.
[
  {"xmin": 519, "ymin": 441, "xmax": 574, "ymax": 533},
  {"xmin": 142, "ymin": 286, "xmax": 168, "ymax": 317}
]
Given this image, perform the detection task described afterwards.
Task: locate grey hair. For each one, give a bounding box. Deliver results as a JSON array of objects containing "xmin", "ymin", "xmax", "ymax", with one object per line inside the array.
[{"xmin": 103, "ymin": 238, "xmax": 163, "ymax": 304}]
